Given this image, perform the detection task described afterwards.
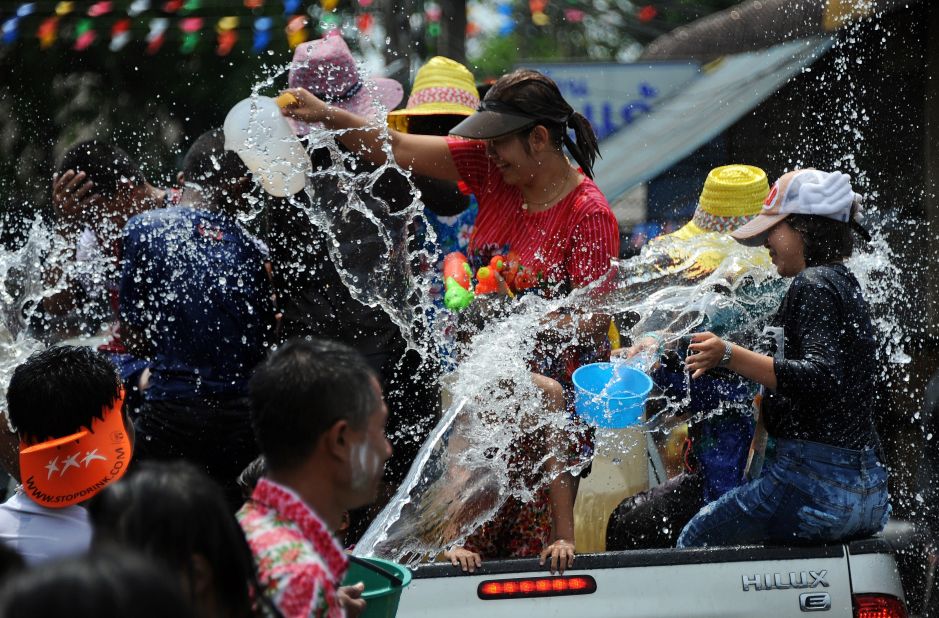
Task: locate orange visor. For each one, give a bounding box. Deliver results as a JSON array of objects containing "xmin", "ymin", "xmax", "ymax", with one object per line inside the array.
[{"xmin": 19, "ymin": 389, "xmax": 132, "ymax": 509}]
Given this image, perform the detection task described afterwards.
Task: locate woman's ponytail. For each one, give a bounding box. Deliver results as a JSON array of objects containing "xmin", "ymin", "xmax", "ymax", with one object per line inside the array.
[{"xmin": 564, "ymin": 111, "xmax": 600, "ymax": 180}]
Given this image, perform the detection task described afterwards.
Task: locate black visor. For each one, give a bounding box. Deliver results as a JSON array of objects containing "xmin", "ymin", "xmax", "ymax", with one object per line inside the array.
[{"xmin": 448, "ymin": 100, "xmax": 539, "ymax": 140}]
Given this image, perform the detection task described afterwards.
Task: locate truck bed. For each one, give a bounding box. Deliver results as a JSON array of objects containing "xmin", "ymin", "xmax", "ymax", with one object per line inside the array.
[{"xmin": 397, "ymin": 538, "xmax": 905, "ymax": 617}]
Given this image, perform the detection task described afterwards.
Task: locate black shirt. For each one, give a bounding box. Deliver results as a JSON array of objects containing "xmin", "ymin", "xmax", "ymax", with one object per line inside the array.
[
  {"xmin": 267, "ymin": 146, "xmax": 466, "ymax": 369},
  {"xmin": 763, "ymin": 264, "xmax": 879, "ymax": 450}
]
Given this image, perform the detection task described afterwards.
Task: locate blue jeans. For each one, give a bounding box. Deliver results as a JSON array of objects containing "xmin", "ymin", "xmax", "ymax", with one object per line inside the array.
[{"xmin": 677, "ymin": 438, "xmax": 890, "ymax": 548}]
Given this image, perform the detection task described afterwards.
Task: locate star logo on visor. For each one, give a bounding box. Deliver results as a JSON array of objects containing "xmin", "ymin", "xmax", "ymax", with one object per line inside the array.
[
  {"xmin": 45, "ymin": 457, "xmax": 59, "ymax": 480},
  {"xmin": 60, "ymin": 453, "xmax": 81, "ymax": 477},
  {"xmin": 82, "ymin": 450, "xmax": 107, "ymax": 467}
]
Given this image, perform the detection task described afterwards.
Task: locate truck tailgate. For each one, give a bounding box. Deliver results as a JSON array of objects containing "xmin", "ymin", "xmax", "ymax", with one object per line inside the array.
[{"xmin": 398, "ymin": 546, "xmax": 855, "ymax": 617}]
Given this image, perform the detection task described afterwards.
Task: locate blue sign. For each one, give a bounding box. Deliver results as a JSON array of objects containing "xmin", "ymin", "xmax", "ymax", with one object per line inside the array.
[{"xmin": 520, "ymin": 61, "xmax": 701, "ymax": 140}]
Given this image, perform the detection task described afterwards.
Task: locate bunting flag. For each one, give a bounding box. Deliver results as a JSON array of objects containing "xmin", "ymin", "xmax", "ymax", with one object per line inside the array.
[
  {"xmin": 128, "ymin": 0, "xmax": 150, "ymax": 16},
  {"xmin": 2, "ymin": 17, "xmax": 21, "ymax": 45},
  {"xmin": 37, "ymin": 15, "xmax": 58, "ymax": 48},
  {"xmin": 283, "ymin": 0, "xmax": 302, "ymax": 13},
  {"xmin": 637, "ymin": 4, "xmax": 657, "ymax": 23},
  {"xmin": 17, "ymin": 4, "xmax": 37, "ymax": 18},
  {"xmin": 110, "ymin": 17, "xmax": 131, "ymax": 50},
  {"xmin": 318, "ymin": 12, "xmax": 339, "ymax": 33},
  {"xmin": 179, "ymin": 16, "xmax": 202, "ymax": 53},
  {"xmin": 216, "ymin": 16, "xmax": 238, "ymax": 56},
  {"xmin": 252, "ymin": 16, "xmax": 272, "ymax": 53},
  {"xmin": 87, "ymin": 2, "xmax": 112, "ymax": 17},
  {"xmin": 182, "ymin": 0, "xmax": 201, "ymax": 11},
  {"xmin": 55, "ymin": 2, "xmax": 74, "ymax": 16},
  {"xmin": 319, "ymin": 0, "xmax": 339, "ymax": 12},
  {"xmin": 358, "ymin": 0, "xmax": 373, "ymax": 6},
  {"xmin": 163, "ymin": 0, "xmax": 183, "ymax": 13},
  {"xmin": 73, "ymin": 18, "xmax": 96, "ymax": 50},
  {"xmin": 564, "ymin": 8, "xmax": 584, "ymax": 22},
  {"xmin": 286, "ymin": 14, "xmax": 307, "ymax": 48},
  {"xmin": 497, "ymin": 2, "xmax": 514, "ymax": 35},
  {"xmin": 244, "ymin": 0, "xmax": 264, "ymax": 7},
  {"xmin": 145, "ymin": 17, "xmax": 169, "ymax": 54},
  {"xmin": 355, "ymin": 12, "xmax": 372, "ymax": 34}
]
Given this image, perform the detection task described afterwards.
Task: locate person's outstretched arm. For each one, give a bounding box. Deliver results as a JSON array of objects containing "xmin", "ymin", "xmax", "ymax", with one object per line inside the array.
[
  {"xmin": 686, "ymin": 332, "xmax": 777, "ymax": 390},
  {"xmin": 283, "ymin": 88, "xmax": 461, "ymax": 182}
]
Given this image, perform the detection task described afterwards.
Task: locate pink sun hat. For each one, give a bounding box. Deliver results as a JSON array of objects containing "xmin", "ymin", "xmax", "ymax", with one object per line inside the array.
[{"xmin": 287, "ymin": 33, "xmax": 404, "ymax": 136}]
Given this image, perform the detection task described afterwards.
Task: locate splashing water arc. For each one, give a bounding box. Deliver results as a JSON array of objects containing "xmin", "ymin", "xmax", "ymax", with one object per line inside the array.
[{"xmin": 0, "ymin": 12, "xmax": 915, "ymax": 567}]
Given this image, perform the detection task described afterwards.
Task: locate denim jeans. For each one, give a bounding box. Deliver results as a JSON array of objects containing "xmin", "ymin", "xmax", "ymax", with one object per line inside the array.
[{"xmin": 677, "ymin": 438, "xmax": 890, "ymax": 548}]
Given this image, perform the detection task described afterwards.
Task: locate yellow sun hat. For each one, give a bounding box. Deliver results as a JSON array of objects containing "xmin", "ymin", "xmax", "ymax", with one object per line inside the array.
[
  {"xmin": 388, "ymin": 56, "xmax": 480, "ymax": 133},
  {"xmin": 688, "ymin": 164, "xmax": 770, "ymax": 234}
]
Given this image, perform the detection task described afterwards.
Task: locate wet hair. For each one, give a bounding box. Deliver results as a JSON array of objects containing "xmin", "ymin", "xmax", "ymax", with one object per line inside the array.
[
  {"xmin": 787, "ymin": 214, "xmax": 854, "ymax": 267},
  {"xmin": 57, "ymin": 140, "xmax": 145, "ymax": 198},
  {"xmin": 249, "ymin": 338, "xmax": 381, "ymax": 473},
  {"xmin": 484, "ymin": 69, "xmax": 600, "ymax": 179},
  {"xmin": 89, "ymin": 461, "xmax": 280, "ymax": 618},
  {"xmin": 181, "ymin": 129, "xmax": 249, "ymax": 196},
  {"xmin": 7, "ymin": 345, "xmax": 121, "ymax": 445},
  {"xmin": 0, "ymin": 549, "xmax": 195, "ymax": 618}
]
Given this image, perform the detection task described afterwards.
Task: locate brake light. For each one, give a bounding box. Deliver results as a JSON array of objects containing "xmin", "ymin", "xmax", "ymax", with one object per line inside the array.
[
  {"xmin": 853, "ymin": 594, "xmax": 908, "ymax": 618},
  {"xmin": 477, "ymin": 575, "xmax": 596, "ymax": 600}
]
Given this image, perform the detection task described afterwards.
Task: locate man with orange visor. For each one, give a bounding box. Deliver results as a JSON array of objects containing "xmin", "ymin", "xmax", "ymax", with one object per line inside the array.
[{"xmin": 0, "ymin": 346, "xmax": 133, "ymax": 564}]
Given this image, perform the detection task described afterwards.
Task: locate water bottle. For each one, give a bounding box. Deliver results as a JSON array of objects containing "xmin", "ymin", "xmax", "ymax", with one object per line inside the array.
[{"xmin": 223, "ymin": 95, "xmax": 312, "ymax": 197}]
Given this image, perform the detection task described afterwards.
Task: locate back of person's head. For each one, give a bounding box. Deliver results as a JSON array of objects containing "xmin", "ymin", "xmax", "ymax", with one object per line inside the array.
[
  {"xmin": 7, "ymin": 345, "xmax": 121, "ymax": 445},
  {"xmin": 484, "ymin": 69, "xmax": 600, "ymax": 179},
  {"xmin": 181, "ymin": 129, "xmax": 250, "ymax": 203},
  {"xmin": 787, "ymin": 211, "xmax": 856, "ymax": 266},
  {"xmin": 58, "ymin": 140, "xmax": 146, "ymax": 198},
  {"xmin": 0, "ymin": 549, "xmax": 195, "ymax": 618},
  {"xmin": 237, "ymin": 456, "xmax": 267, "ymax": 502},
  {"xmin": 249, "ymin": 338, "xmax": 380, "ymax": 473},
  {"xmin": 89, "ymin": 461, "xmax": 269, "ymax": 618}
]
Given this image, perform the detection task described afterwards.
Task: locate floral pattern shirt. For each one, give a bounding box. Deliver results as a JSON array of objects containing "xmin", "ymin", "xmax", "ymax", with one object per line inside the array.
[{"xmin": 238, "ymin": 478, "xmax": 349, "ymax": 618}]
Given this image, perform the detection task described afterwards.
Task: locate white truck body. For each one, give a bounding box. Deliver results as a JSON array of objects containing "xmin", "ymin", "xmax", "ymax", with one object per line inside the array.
[{"xmin": 397, "ymin": 539, "xmax": 906, "ymax": 617}]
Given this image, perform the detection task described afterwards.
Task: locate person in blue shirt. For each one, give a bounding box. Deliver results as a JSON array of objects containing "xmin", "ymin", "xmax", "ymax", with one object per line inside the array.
[{"xmin": 119, "ymin": 130, "xmax": 276, "ymax": 508}]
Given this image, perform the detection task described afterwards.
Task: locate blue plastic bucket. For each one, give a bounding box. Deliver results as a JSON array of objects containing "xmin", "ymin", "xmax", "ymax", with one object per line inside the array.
[
  {"xmin": 572, "ymin": 362, "xmax": 653, "ymax": 428},
  {"xmin": 341, "ymin": 557, "xmax": 412, "ymax": 618}
]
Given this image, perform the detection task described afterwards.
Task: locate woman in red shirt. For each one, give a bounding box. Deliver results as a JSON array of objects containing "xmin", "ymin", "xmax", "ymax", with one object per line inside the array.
[
  {"xmin": 284, "ymin": 69, "xmax": 619, "ymax": 573},
  {"xmin": 284, "ymin": 69, "xmax": 619, "ymax": 293}
]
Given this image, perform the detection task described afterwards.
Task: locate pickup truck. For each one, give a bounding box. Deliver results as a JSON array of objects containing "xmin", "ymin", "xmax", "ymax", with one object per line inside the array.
[{"xmin": 397, "ymin": 536, "xmax": 907, "ymax": 617}]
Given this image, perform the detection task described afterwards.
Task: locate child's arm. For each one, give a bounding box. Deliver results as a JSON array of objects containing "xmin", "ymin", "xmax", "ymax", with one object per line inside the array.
[
  {"xmin": 540, "ymin": 469, "xmax": 576, "ymax": 574},
  {"xmin": 686, "ymin": 331, "xmax": 777, "ymax": 390},
  {"xmin": 443, "ymin": 546, "xmax": 482, "ymax": 573}
]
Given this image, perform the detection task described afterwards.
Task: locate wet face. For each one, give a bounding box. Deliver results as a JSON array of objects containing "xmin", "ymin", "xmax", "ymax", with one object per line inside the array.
[
  {"xmin": 346, "ymin": 378, "xmax": 392, "ymax": 508},
  {"xmin": 764, "ymin": 220, "xmax": 807, "ymax": 277},
  {"xmin": 485, "ymin": 131, "xmax": 536, "ymax": 186}
]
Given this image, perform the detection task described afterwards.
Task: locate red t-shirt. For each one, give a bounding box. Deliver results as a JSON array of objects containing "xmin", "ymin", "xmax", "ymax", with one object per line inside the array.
[{"xmin": 446, "ymin": 137, "xmax": 620, "ymax": 295}]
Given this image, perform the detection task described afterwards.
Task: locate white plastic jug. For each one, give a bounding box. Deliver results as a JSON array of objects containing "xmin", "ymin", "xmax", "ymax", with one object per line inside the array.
[{"xmin": 223, "ymin": 95, "xmax": 312, "ymax": 197}]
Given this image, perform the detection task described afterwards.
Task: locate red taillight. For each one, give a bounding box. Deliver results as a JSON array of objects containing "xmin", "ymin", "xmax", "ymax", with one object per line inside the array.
[
  {"xmin": 853, "ymin": 594, "xmax": 908, "ymax": 618},
  {"xmin": 477, "ymin": 575, "xmax": 597, "ymax": 600}
]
